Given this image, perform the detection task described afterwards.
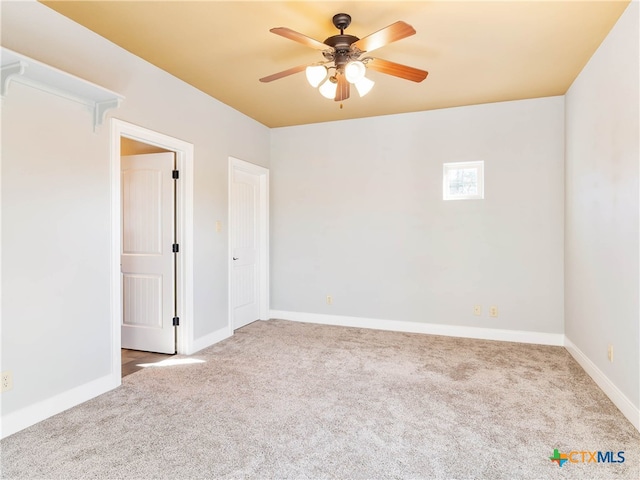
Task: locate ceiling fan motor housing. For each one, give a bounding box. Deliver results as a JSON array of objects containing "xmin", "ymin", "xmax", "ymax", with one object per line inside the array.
[
  {"xmin": 323, "ymin": 13, "xmax": 362, "ymax": 70},
  {"xmin": 323, "ymin": 35, "xmax": 360, "ymax": 68}
]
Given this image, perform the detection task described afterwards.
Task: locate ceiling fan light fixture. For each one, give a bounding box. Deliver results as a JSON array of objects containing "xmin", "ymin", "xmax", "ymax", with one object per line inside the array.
[
  {"xmin": 261, "ymin": 14, "xmax": 427, "ymax": 106},
  {"xmin": 305, "ymin": 65, "xmax": 327, "ymax": 88},
  {"xmin": 344, "ymin": 60, "xmax": 366, "ymax": 84},
  {"xmin": 354, "ymin": 76, "xmax": 375, "ymax": 97},
  {"xmin": 318, "ymin": 77, "xmax": 338, "ymax": 99}
]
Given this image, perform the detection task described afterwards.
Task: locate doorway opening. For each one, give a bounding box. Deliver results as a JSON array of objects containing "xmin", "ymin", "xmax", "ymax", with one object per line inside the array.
[
  {"xmin": 121, "ymin": 142, "xmax": 176, "ymax": 372},
  {"xmin": 110, "ymin": 119, "xmax": 194, "ymax": 383}
]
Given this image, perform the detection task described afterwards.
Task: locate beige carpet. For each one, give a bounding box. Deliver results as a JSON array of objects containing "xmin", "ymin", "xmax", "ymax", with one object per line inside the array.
[{"xmin": 1, "ymin": 319, "xmax": 638, "ymax": 479}]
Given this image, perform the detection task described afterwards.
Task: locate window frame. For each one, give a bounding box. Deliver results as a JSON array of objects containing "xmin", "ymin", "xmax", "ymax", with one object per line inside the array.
[{"xmin": 442, "ymin": 160, "xmax": 485, "ymax": 201}]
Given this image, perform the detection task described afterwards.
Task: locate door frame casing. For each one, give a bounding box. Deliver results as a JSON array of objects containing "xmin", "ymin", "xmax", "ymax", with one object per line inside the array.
[
  {"xmin": 228, "ymin": 157, "xmax": 269, "ymax": 335},
  {"xmin": 110, "ymin": 119, "xmax": 194, "ymax": 381}
]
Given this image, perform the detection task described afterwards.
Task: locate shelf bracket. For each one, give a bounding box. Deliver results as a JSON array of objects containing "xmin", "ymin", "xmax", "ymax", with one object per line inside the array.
[
  {"xmin": 94, "ymin": 98, "xmax": 122, "ymax": 132},
  {"xmin": 1, "ymin": 61, "xmax": 27, "ymax": 98}
]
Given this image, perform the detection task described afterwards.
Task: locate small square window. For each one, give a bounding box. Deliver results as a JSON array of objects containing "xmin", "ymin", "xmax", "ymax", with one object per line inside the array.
[{"xmin": 443, "ymin": 161, "xmax": 484, "ymax": 200}]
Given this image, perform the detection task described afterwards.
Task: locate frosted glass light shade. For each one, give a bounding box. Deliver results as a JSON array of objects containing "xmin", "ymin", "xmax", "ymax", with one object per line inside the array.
[
  {"xmin": 354, "ymin": 76, "xmax": 375, "ymax": 97},
  {"xmin": 319, "ymin": 78, "xmax": 337, "ymax": 99},
  {"xmin": 344, "ymin": 61, "xmax": 366, "ymax": 83},
  {"xmin": 306, "ymin": 65, "xmax": 327, "ymax": 88}
]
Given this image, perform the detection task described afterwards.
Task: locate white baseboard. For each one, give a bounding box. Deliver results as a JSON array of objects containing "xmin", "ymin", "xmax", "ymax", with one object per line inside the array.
[
  {"xmin": 269, "ymin": 310, "xmax": 565, "ymax": 346},
  {"xmin": 565, "ymin": 337, "xmax": 640, "ymax": 432},
  {"xmin": 1, "ymin": 327, "xmax": 231, "ymax": 439},
  {"xmin": 188, "ymin": 326, "xmax": 231, "ymax": 355},
  {"xmin": 0, "ymin": 373, "xmax": 119, "ymax": 440}
]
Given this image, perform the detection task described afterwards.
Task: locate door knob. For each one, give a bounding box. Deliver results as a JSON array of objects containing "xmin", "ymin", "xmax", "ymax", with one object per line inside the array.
[{"xmin": 233, "ymin": 257, "xmax": 239, "ymax": 260}]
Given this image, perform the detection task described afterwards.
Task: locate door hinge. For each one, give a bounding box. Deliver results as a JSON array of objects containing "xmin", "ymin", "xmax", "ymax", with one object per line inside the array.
[
  {"xmin": 172, "ymin": 170, "xmax": 179, "ymax": 179},
  {"xmin": 172, "ymin": 243, "xmax": 179, "ymax": 253},
  {"xmin": 172, "ymin": 317, "xmax": 180, "ymax": 326}
]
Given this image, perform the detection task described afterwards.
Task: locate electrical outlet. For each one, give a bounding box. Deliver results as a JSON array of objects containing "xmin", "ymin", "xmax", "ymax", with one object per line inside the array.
[
  {"xmin": 489, "ymin": 306, "xmax": 499, "ymax": 317},
  {"xmin": 215, "ymin": 221, "xmax": 222, "ymax": 233},
  {"xmin": 473, "ymin": 305, "xmax": 482, "ymax": 316},
  {"xmin": 608, "ymin": 344, "xmax": 614, "ymax": 362},
  {"xmin": 1, "ymin": 371, "xmax": 13, "ymax": 392},
  {"xmin": 326, "ymin": 295, "xmax": 333, "ymax": 305}
]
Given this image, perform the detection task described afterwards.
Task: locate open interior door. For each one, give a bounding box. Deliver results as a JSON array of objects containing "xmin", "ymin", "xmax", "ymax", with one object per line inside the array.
[{"xmin": 121, "ymin": 152, "xmax": 176, "ymax": 354}]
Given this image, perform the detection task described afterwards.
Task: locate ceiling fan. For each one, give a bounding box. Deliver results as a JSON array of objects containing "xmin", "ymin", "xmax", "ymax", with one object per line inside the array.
[{"xmin": 259, "ymin": 13, "xmax": 428, "ymax": 102}]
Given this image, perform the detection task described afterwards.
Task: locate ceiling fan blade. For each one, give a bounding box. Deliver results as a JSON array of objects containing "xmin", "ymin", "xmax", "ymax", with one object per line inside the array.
[
  {"xmin": 270, "ymin": 27, "xmax": 330, "ymax": 51},
  {"xmin": 335, "ymin": 73, "xmax": 350, "ymax": 101},
  {"xmin": 352, "ymin": 21, "xmax": 416, "ymax": 53},
  {"xmin": 259, "ymin": 64, "xmax": 308, "ymax": 83},
  {"xmin": 367, "ymin": 58, "xmax": 428, "ymax": 83}
]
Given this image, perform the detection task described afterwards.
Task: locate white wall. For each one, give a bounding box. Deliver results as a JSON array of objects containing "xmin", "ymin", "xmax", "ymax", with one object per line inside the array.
[
  {"xmin": 565, "ymin": 0, "xmax": 639, "ymax": 417},
  {"xmin": 270, "ymin": 97, "xmax": 565, "ymax": 336},
  {"xmin": 1, "ymin": 1, "xmax": 269, "ymax": 435}
]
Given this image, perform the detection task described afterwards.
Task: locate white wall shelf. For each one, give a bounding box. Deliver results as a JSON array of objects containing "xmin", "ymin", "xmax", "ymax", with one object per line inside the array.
[{"xmin": 1, "ymin": 47, "xmax": 124, "ymax": 131}]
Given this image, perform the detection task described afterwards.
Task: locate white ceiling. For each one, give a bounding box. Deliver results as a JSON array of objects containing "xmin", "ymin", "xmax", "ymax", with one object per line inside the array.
[{"xmin": 40, "ymin": 0, "xmax": 630, "ymax": 128}]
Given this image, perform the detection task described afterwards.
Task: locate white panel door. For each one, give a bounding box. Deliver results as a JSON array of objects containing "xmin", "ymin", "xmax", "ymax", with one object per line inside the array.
[
  {"xmin": 121, "ymin": 153, "xmax": 176, "ymax": 354},
  {"xmin": 231, "ymin": 169, "xmax": 261, "ymax": 329}
]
